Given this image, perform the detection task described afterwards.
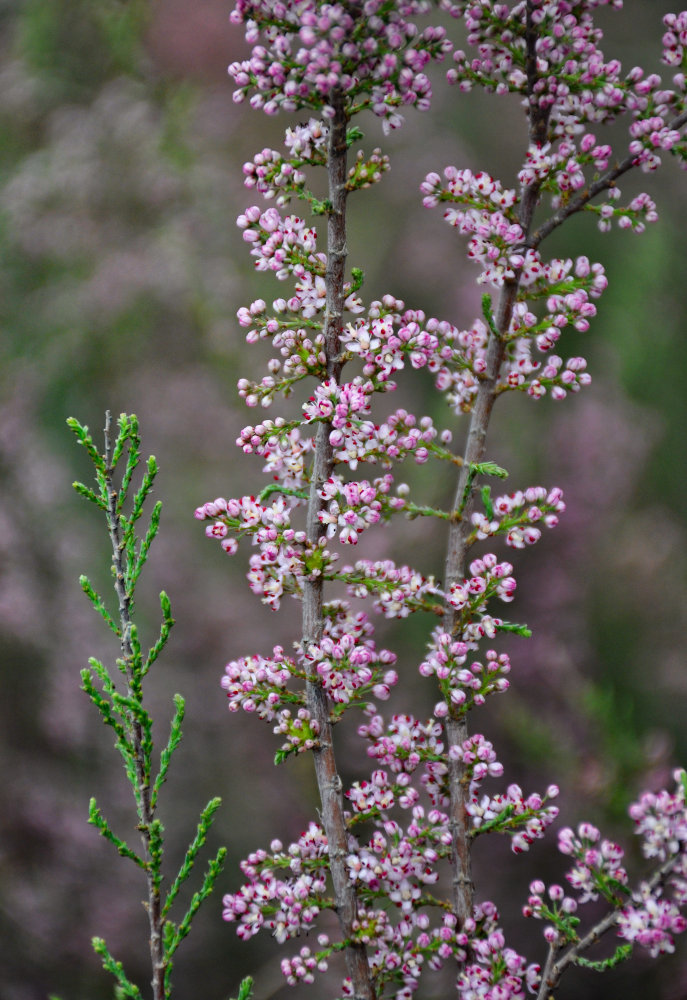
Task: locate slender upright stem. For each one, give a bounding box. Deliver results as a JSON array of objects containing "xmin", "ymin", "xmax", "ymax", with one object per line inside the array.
[
  {"xmin": 442, "ymin": 0, "xmax": 550, "ymax": 930},
  {"xmin": 103, "ymin": 412, "xmax": 166, "ymax": 1000},
  {"xmin": 302, "ymin": 100, "xmax": 375, "ymax": 1000}
]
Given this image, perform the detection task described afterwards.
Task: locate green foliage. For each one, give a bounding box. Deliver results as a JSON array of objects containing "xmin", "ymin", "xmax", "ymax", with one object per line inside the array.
[
  {"xmin": 496, "ymin": 621, "xmax": 532, "ymax": 637},
  {"xmin": 17, "ymin": 0, "xmax": 150, "ymax": 100},
  {"xmin": 158, "ymin": 84, "xmax": 199, "ymax": 170},
  {"xmin": 498, "ymin": 699, "xmax": 565, "ymax": 770},
  {"xmin": 69, "ymin": 412, "xmax": 228, "ymax": 999},
  {"xmin": 231, "ymin": 977, "xmax": 255, "ymax": 1000},
  {"xmin": 349, "ymin": 266, "xmax": 365, "ymax": 293},
  {"xmin": 96, "ymin": 0, "xmax": 151, "ymax": 77},
  {"xmin": 582, "ymin": 682, "xmax": 649, "ymax": 819},
  {"xmin": 481, "ymin": 293, "xmax": 499, "ymax": 340},
  {"xmin": 575, "ymin": 943, "xmax": 633, "ymax": 972},
  {"xmin": 92, "ymin": 938, "xmax": 142, "ymax": 999},
  {"xmin": 472, "ymin": 460, "xmax": 508, "ymax": 479},
  {"xmin": 481, "ymin": 485, "xmax": 495, "ymax": 520},
  {"xmin": 456, "ymin": 460, "xmax": 508, "ymax": 519}
]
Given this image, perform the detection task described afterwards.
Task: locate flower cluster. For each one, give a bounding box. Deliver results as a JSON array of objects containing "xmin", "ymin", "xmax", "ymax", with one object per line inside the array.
[
  {"xmin": 340, "ymin": 301, "xmax": 465, "ymax": 388},
  {"xmin": 443, "ymin": 2, "xmax": 687, "ymax": 182},
  {"xmin": 446, "ymin": 553, "xmax": 516, "ymax": 618},
  {"xmin": 470, "ymin": 485, "xmax": 565, "ymax": 547},
  {"xmin": 519, "ymin": 775, "xmax": 687, "ymax": 962},
  {"xmin": 238, "ymin": 205, "xmax": 319, "ymax": 279},
  {"xmin": 346, "ymin": 808, "xmax": 445, "ymax": 906},
  {"xmin": 354, "ymin": 715, "xmax": 559, "ymax": 854},
  {"xmin": 558, "ymin": 822, "xmax": 629, "ymax": 904},
  {"xmin": 419, "ymin": 631, "xmax": 511, "ymax": 713},
  {"xmin": 228, "ymin": 0, "xmax": 452, "ymax": 127},
  {"xmin": 629, "ymin": 775, "xmax": 687, "ymax": 863},
  {"xmin": 342, "ymin": 558, "xmax": 442, "ymax": 618},
  {"xmin": 360, "ymin": 713, "xmax": 444, "ymax": 774},
  {"xmin": 221, "ymin": 603, "xmax": 399, "ymax": 754},
  {"xmin": 222, "ymin": 824, "xmax": 330, "ymax": 942},
  {"xmin": 618, "ymin": 883, "xmax": 687, "ymax": 958},
  {"xmin": 664, "ymin": 11, "xmax": 687, "ymax": 65},
  {"xmin": 224, "ymin": 742, "xmax": 560, "ymax": 993},
  {"xmin": 523, "ymin": 879, "xmax": 580, "ymax": 947},
  {"xmin": 318, "ymin": 473, "xmax": 400, "ymax": 544},
  {"xmin": 456, "ymin": 902, "xmax": 541, "ymax": 1000},
  {"xmin": 296, "ymin": 603, "xmax": 398, "ymax": 707},
  {"xmin": 195, "ymin": 491, "xmax": 315, "ymax": 609},
  {"xmin": 241, "ymin": 423, "xmax": 313, "ymax": 490},
  {"xmin": 242, "ymin": 121, "xmax": 391, "ymax": 207}
]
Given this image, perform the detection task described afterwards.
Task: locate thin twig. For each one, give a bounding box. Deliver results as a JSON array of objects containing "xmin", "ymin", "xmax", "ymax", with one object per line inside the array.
[
  {"xmin": 536, "ymin": 846, "xmax": 687, "ymax": 999},
  {"xmin": 530, "ymin": 107, "xmax": 687, "ymax": 248}
]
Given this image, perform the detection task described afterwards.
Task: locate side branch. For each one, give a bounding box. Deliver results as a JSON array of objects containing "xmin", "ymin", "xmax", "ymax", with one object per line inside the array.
[
  {"xmin": 530, "ymin": 106, "xmax": 687, "ymax": 248},
  {"xmin": 537, "ymin": 847, "xmax": 687, "ymax": 1000}
]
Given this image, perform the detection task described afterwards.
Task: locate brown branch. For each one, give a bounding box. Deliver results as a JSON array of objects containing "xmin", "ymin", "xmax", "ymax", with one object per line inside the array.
[
  {"xmin": 443, "ymin": 0, "xmax": 551, "ymax": 930},
  {"xmin": 302, "ymin": 97, "xmax": 375, "ymax": 1000}
]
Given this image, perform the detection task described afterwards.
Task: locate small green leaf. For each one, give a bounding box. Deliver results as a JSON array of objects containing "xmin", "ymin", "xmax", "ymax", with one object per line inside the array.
[
  {"xmin": 162, "ymin": 798, "xmax": 223, "ymax": 918},
  {"xmin": 497, "ymin": 621, "xmax": 532, "ymax": 637},
  {"xmin": 149, "ymin": 818, "xmax": 165, "ymax": 889},
  {"xmin": 152, "ymin": 693, "xmax": 185, "ymax": 809},
  {"xmin": 576, "ymin": 943, "xmax": 633, "ymax": 971},
  {"xmin": 680, "ymin": 769, "xmax": 687, "ymax": 801},
  {"xmin": 312, "ymin": 197, "xmax": 332, "ymax": 215},
  {"xmin": 67, "ymin": 417, "xmax": 107, "ymax": 471},
  {"xmin": 349, "ymin": 266, "xmax": 365, "ymax": 292},
  {"xmin": 258, "ymin": 483, "xmax": 307, "ymax": 503},
  {"xmin": 80, "ymin": 575, "xmax": 119, "ymax": 636},
  {"xmin": 88, "ymin": 798, "xmax": 146, "ymax": 868},
  {"xmin": 72, "ymin": 480, "xmax": 108, "ymax": 510},
  {"xmin": 144, "ymin": 591, "xmax": 175, "ymax": 676},
  {"xmin": 81, "ymin": 666, "xmax": 132, "ymax": 751},
  {"xmin": 236, "ymin": 977, "xmax": 255, "ymax": 1000},
  {"xmin": 346, "ymin": 125, "xmax": 364, "ymax": 146},
  {"xmin": 115, "ymin": 414, "xmax": 141, "ymax": 502},
  {"xmin": 165, "ymin": 846, "xmax": 227, "ymax": 958},
  {"xmin": 130, "ymin": 456, "xmax": 158, "ymax": 524},
  {"xmin": 481, "ymin": 485, "xmax": 494, "ymax": 520},
  {"xmin": 472, "ymin": 460, "xmax": 508, "ymax": 479},
  {"xmin": 92, "ymin": 937, "xmax": 142, "ymax": 998},
  {"xmin": 481, "ymin": 292, "xmax": 500, "ymax": 338}
]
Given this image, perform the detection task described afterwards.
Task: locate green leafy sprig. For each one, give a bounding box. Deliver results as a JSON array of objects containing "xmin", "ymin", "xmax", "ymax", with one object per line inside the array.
[{"xmin": 68, "ymin": 412, "xmax": 227, "ymax": 1000}]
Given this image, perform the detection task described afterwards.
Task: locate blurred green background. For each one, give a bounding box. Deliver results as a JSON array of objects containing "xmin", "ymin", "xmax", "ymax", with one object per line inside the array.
[{"xmin": 2, "ymin": 1, "xmax": 687, "ymax": 998}]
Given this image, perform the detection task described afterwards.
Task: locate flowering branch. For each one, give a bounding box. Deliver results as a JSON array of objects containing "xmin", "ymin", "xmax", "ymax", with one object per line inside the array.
[
  {"xmin": 195, "ymin": 3, "xmax": 687, "ymax": 999},
  {"xmin": 535, "ymin": 776, "xmax": 687, "ymax": 998},
  {"xmin": 301, "ymin": 90, "xmax": 377, "ymax": 1000},
  {"xmin": 442, "ymin": 0, "xmax": 554, "ymax": 929}
]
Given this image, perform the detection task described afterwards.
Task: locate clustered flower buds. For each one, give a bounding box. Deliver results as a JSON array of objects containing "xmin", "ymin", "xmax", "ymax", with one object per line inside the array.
[{"xmin": 199, "ymin": 3, "xmax": 687, "ymax": 998}]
